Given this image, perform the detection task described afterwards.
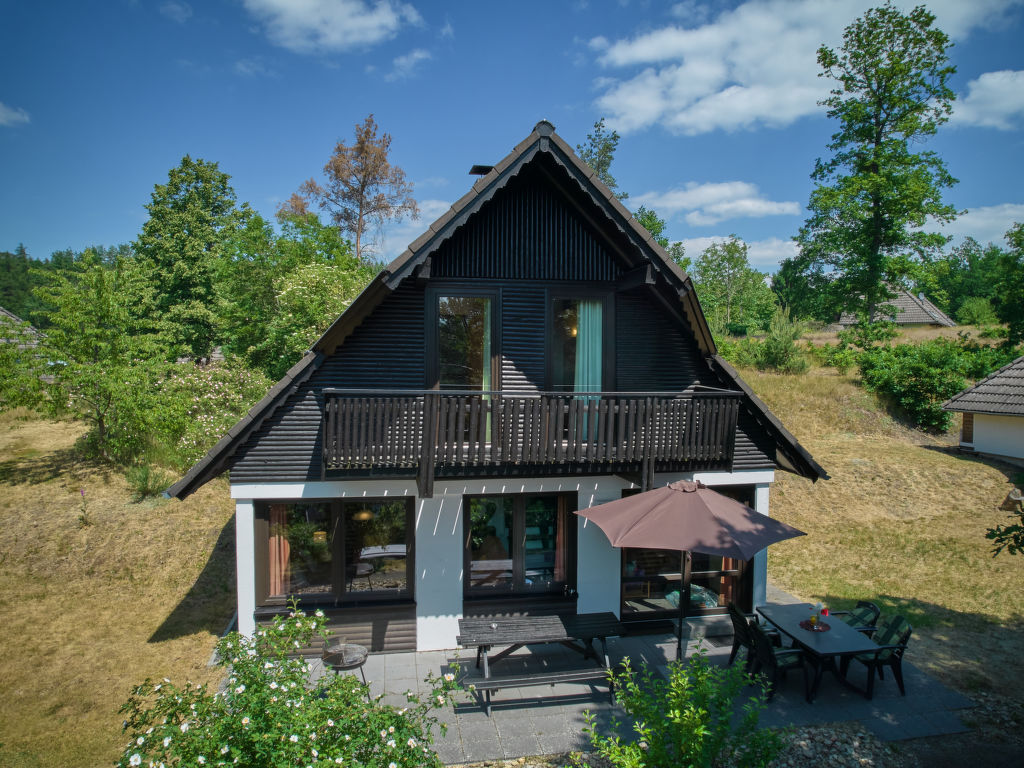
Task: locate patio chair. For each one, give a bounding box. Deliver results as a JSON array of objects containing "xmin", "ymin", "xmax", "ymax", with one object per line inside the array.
[
  {"xmin": 830, "ymin": 600, "xmax": 881, "ymax": 634},
  {"xmin": 726, "ymin": 603, "xmax": 780, "ymax": 669},
  {"xmin": 839, "ymin": 614, "xmax": 912, "ymax": 700},
  {"xmin": 749, "ymin": 622, "xmax": 807, "ymax": 701}
]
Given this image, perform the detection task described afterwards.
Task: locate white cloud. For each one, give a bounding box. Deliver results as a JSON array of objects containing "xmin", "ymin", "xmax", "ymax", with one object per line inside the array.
[
  {"xmin": 0, "ymin": 102, "xmax": 30, "ymax": 127},
  {"xmin": 439, "ymin": 20, "xmax": 454, "ymax": 39},
  {"xmin": 952, "ymin": 70, "xmax": 1024, "ymax": 130},
  {"xmin": 384, "ymin": 48, "xmax": 431, "ymax": 81},
  {"xmin": 160, "ymin": 1, "xmax": 192, "ymax": 24},
  {"xmin": 592, "ymin": 0, "xmax": 1023, "ymax": 135},
  {"xmin": 635, "ymin": 181, "xmax": 799, "ymax": 226},
  {"xmin": 932, "ymin": 203, "xmax": 1024, "ymax": 245},
  {"xmin": 234, "ymin": 57, "xmax": 277, "ymax": 77},
  {"xmin": 678, "ymin": 235, "xmax": 797, "ymax": 273},
  {"xmin": 377, "ymin": 198, "xmax": 450, "ymax": 260},
  {"xmin": 243, "ymin": 0, "xmax": 422, "ymax": 54}
]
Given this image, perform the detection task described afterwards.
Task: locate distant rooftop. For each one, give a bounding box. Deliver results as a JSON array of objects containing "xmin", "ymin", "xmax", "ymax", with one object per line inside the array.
[{"xmin": 943, "ymin": 355, "xmax": 1024, "ymax": 417}]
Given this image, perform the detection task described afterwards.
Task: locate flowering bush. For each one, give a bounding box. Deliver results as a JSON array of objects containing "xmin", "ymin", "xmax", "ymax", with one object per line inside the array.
[
  {"xmin": 574, "ymin": 648, "xmax": 784, "ymax": 768},
  {"xmin": 118, "ymin": 604, "xmax": 458, "ymax": 767}
]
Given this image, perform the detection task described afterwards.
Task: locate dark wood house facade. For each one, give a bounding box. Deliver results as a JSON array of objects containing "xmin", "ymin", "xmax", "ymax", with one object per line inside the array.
[{"xmin": 169, "ymin": 121, "xmax": 825, "ymax": 651}]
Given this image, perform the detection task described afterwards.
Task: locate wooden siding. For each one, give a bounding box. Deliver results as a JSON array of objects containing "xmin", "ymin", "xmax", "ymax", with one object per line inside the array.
[
  {"xmin": 500, "ymin": 285, "xmax": 545, "ymax": 394},
  {"xmin": 463, "ymin": 595, "xmax": 578, "ymax": 619},
  {"xmin": 256, "ymin": 603, "xmax": 416, "ymax": 653},
  {"xmin": 432, "ymin": 168, "xmax": 624, "ymax": 282},
  {"xmin": 615, "ymin": 289, "xmax": 703, "ymax": 391}
]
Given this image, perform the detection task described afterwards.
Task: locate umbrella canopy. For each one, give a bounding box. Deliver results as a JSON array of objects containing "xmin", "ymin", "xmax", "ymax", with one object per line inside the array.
[{"xmin": 575, "ymin": 480, "xmax": 805, "ymax": 561}]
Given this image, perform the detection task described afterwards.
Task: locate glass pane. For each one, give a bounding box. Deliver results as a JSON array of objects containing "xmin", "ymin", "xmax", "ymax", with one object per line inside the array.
[
  {"xmin": 690, "ymin": 573, "xmax": 735, "ymax": 610},
  {"xmin": 439, "ymin": 296, "xmax": 491, "ymax": 390},
  {"xmin": 342, "ymin": 501, "xmax": 409, "ymax": 598},
  {"xmin": 690, "ymin": 553, "xmax": 725, "ymax": 574},
  {"xmin": 523, "ymin": 496, "xmax": 567, "ymax": 591},
  {"xmin": 268, "ymin": 503, "xmax": 333, "ymax": 598},
  {"xmin": 551, "ymin": 300, "xmax": 578, "ymax": 392},
  {"xmin": 621, "ymin": 548, "xmax": 683, "ymax": 615},
  {"xmin": 467, "ymin": 497, "xmax": 514, "ymax": 591}
]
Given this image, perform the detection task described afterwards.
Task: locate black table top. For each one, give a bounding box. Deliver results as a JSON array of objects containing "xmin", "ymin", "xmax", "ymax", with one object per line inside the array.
[
  {"xmin": 758, "ymin": 603, "xmax": 879, "ymax": 658},
  {"xmin": 457, "ymin": 611, "xmax": 625, "ymax": 648}
]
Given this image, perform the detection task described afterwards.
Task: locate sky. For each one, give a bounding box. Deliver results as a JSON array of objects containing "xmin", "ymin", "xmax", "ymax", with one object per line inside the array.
[{"xmin": 2, "ymin": 0, "xmax": 1023, "ymax": 273}]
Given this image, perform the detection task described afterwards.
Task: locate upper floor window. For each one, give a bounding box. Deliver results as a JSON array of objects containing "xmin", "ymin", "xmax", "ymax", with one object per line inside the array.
[
  {"xmin": 551, "ymin": 297, "xmax": 604, "ymax": 392},
  {"xmin": 437, "ymin": 294, "xmax": 494, "ymax": 390}
]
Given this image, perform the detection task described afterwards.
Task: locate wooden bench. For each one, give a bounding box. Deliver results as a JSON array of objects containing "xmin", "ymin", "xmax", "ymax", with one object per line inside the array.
[{"xmin": 461, "ymin": 667, "xmax": 614, "ymax": 715}]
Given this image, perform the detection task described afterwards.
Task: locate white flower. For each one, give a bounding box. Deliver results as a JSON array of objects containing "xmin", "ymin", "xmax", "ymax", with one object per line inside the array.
[
  {"xmin": 180, "ymin": 722, "xmax": 190, "ymax": 733},
  {"xmin": 197, "ymin": 758, "xmax": 206, "ymax": 765},
  {"xmin": 269, "ymin": 682, "xmax": 279, "ymax": 690},
  {"xmin": 290, "ymin": 735, "xmax": 299, "ymax": 743},
  {"xmin": 436, "ymin": 695, "xmax": 444, "ymax": 704},
  {"xmin": 443, "ymin": 673, "xmax": 454, "ymax": 682},
  {"xmin": 129, "ymin": 755, "xmax": 142, "ymax": 767},
  {"xmin": 407, "ymin": 738, "xmax": 417, "ymax": 748},
  {"xmin": 241, "ymin": 717, "xmax": 250, "ymax": 726},
  {"xmin": 163, "ymin": 737, "xmax": 171, "ymax": 747},
  {"xmin": 387, "ymin": 739, "xmax": 396, "ymax": 748},
  {"xmin": 221, "ymin": 745, "xmax": 230, "ymax": 754},
  {"xmin": 326, "ymin": 719, "xmax": 334, "ymax": 727},
  {"xmin": 136, "ymin": 737, "xmax": 145, "ymax": 745},
  {"xmin": 388, "ymin": 726, "xmax": 395, "ymax": 734},
  {"xmin": 311, "ymin": 749, "xmax": 318, "ymax": 757},
  {"xmin": 235, "ymin": 684, "xmax": 245, "ymax": 694},
  {"xmin": 380, "ymin": 730, "xmax": 387, "ymax": 739},
  {"xmin": 389, "ymin": 763, "xmax": 397, "ymax": 768}
]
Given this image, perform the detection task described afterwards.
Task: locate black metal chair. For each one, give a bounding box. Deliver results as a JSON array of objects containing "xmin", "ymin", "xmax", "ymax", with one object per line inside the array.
[
  {"xmin": 840, "ymin": 614, "xmax": 912, "ymax": 699},
  {"xmin": 749, "ymin": 622, "xmax": 807, "ymax": 701},
  {"xmin": 830, "ymin": 600, "xmax": 881, "ymax": 634}
]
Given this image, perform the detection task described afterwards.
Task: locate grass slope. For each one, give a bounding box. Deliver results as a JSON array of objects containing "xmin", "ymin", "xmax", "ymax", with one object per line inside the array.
[
  {"xmin": 749, "ymin": 367, "xmax": 1024, "ymax": 697},
  {"xmin": 0, "ymin": 412, "xmax": 235, "ymax": 768}
]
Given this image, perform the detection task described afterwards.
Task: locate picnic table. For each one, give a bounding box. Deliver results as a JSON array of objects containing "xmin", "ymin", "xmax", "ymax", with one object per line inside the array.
[
  {"xmin": 758, "ymin": 603, "xmax": 880, "ymax": 702},
  {"xmin": 456, "ymin": 612, "xmax": 625, "ymax": 714}
]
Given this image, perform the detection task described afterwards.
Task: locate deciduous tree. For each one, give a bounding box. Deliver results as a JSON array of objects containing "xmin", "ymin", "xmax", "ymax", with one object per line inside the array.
[
  {"xmin": 692, "ymin": 237, "xmax": 776, "ymax": 334},
  {"xmin": 299, "ymin": 114, "xmax": 418, "ymax": 262},
  {"xmin": 795, "ymin": 2, "xmax": 958, "ymax": 322},
  {"xmin": 577, "ymin": 117, "xmax": 627, "ymax": 201},
  {"xmin": 993, "ymin": 222, "xmax": 1024, "ymax": 345}
]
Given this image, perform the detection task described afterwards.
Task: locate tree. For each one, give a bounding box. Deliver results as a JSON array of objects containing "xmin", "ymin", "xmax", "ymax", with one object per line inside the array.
[
  {"xmin": 993, "ymin": 222, "xmax": 1024, "ymax": 344},
  {"xmin": 576, "ymin": 117, "xmax": 627, "ymax": 200},
  {"xmin": 795, "ymin": 2, "xmax": 958, "ymax": 322},
  {"xmin": 134, "ymin": 156, "xmax": 248, "ymax": 359},
  {"xmin": 634, "ymin": 205, "xmax": 690, "ymax": 272},
  {"xmin": 772, "ymin": 253, "xmax": 835, "ymax": 322},
  {"xmin": 692, "ymin": 237, "xmax": 777, "ymax": 334},
  {"xmin": 912, "ymin": 236, "xmax": 1003, "ymax": 320},
  {"xmin": 299, "ymin": 114, "xmax": 419, "ymax": 262}
]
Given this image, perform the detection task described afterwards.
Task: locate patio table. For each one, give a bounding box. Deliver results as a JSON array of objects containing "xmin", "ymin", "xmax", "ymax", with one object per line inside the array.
[
  {"xmin": 456, "ymin": 612, "xmax": 625, "ymax": 714},
  {"xmin": 757, "ymin": 603, "xmax": 879, "ymax": 703}
]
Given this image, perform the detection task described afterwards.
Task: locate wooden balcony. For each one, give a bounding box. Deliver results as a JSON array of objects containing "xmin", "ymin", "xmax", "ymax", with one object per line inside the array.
[{"xmin": 322, "ymin": 390, "xmax": 741, "ymax": 497}]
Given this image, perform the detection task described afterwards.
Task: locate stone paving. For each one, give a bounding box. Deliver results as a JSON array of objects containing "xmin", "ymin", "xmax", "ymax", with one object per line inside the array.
[{"xmin": 312, "ymin": 620, "xmax": 973, "ymax": 766}]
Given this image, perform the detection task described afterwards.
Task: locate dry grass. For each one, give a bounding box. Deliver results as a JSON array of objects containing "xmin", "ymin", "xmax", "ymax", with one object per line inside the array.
[
  {"xmin": 0, "ymin": 412, "xmax": 235, "ymax": 768},
  {"xmin": 801, "ymin": 323, "xmax": 994, "ymax": 347},
  {"xmin": 744, "ymin": 365, "xmax": 1024, "ymax": 698}
]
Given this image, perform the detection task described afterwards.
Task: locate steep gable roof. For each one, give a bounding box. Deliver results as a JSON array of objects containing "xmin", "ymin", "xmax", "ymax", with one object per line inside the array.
[
  {"xmin": 838, "ymin": 288, "xmax": 955, "ymax": 327},
  {"xmin": 0, "ymin": 306, "xmax": 40, "ymax": 348},
  {"xmin": 943, "ymin": 355, "xmax": 1024, "ymax": 417},
  {"xmin": 167, "ymin": 121, "xmax": 825, "ymax": 498}
]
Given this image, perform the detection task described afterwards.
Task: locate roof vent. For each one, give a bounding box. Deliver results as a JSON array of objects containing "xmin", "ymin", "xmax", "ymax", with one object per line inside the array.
[{"xmin": 469, "ymin": 164, "xmax": 493, "ymax": 175}]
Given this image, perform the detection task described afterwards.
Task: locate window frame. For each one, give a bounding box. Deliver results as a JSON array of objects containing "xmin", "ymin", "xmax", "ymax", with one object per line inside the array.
[
  {"xmin": 545, "ymin": 288, "xmax": 614, "ymax": 393},
  {"xmin": 255, "ymin": 497, "xmax": 416, "ymax": 607},
  {"xmin": 463, "ymin": 492, "xmax": 578, "ymax": 598},
  {"xmin": 426, "ymin": 284, "xmax": 501, "ymax": 391}
]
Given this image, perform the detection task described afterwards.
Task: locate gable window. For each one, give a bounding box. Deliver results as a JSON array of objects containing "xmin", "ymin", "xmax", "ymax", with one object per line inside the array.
[
  {"xmin": 260, "ymin": 498, "xmax": 414, "ymax": 605},
  {"xmin": 551, "ymin": 298, "xmax": 603, "ymax": 392},
  {"xmin": 437, "ymin": 295, "xmax": 493, "ymax": 391},
  {"xmin": 465, "ymin": 494, "xmax": 576, "ymax": 596}
]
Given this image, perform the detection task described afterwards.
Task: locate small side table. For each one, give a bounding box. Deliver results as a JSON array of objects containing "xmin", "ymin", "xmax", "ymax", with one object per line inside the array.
[{"xmin": 322, "ymin": 641, "xmax": 370, "ymax": 695}]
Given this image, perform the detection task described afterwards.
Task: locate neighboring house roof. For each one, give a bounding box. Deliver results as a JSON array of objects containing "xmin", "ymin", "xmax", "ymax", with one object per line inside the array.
[
  {"xmin": 0, "ymin": 306, "xmax": 41, "ymax": 349},
  {"xmin": 837, "ymin": 288, "xmax": 956, "ymax": 327},
  {"xmin": 167, "ymin": 120, "xmax": 827, "ymax": 499},
  {"xmin": 943, "ymin": 355, "xmax": 1024, "ymax": 417}
]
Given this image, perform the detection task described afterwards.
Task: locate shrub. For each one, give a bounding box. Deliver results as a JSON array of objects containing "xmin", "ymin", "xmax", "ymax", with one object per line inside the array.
[
  {"xmin": 837, "ymin": 320, "xmax": 897, "ymax": 350},
  {"xmin": 573, "ymin": 649, "xmax": 784, "ymax": 768},
  {"xmin": 118, "ymin": 604, "xmax": 458, "ymax": 768},
  {"xmin": 757, "ymin": 308, "xmax": 808, "ymax": 374},
  {"xmin": 126, "ymin": 464, "xmax": 175, "ymax": 501},
  {"xmin": 956, "ymin": 296, "xmax": 998, "ymax": 326}
]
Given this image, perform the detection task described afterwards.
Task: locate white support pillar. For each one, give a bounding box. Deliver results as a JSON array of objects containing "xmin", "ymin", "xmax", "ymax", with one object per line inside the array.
[
  {"xmin": 415, "ymin": 493, "xmax": 464, "ymax": 650},
  {"xmin": 576, "ymin": 479, "xmax": 625, "ymax": 616},
  {"xmin": 751, "ymin": 484, "xmax": 771, "ymax": 608},
  {"xmin": 235, "ymin": 500, "xmax": 256, "ymax": 637}
]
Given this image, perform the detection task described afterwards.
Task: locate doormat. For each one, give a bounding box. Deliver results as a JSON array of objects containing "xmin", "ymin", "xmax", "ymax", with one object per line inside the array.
[
  {"xmin": 701, "ymin": 634, "xmax": 733, "ymax": 648},
  {"xmin": 622, "ymin": 620, "xmax": 677, "ymax": 636}
]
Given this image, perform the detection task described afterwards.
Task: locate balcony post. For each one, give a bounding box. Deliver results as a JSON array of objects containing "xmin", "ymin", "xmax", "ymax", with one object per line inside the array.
[{"xmin": 417, "ymin": 393, "xmax": 438, "ymax": 499}]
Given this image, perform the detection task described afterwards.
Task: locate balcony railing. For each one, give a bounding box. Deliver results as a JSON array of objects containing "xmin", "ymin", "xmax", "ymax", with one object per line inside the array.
[{"xmin": 322, "ymin": 390, "xmax": 741, "ymax": 497}]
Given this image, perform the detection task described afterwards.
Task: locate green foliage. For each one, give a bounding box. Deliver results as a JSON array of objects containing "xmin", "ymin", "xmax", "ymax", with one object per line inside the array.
[
  {"xmin": 986, "ymin": 491, "xmax": 1024, "ymax": 557},
  {"xmin": 574, "ymin": 650, "xmax": 784, "ymax": 768},
  {"xmin": 151, "ymin": 362, "xmax": 272, "ymax": 468},
  {"xmin": 634, "ymin": 205, "xmax": 669, "ymax": 248},
  {"xmin": 795, "ymin": 2, "xmax": 958, "ymax": 322},
  {"xmin": 119, "ymin": 604, "xmax": 458, "ymax": 768},
  {"xmin": 717, "ymin": 309, "xmax": 808, "ymax": 374},
  {"xmin": 837, "ymin": 320, "xmax": 898, "ymax": 351},
  {"xmin": 126, "ymin": 464, "xmax": 176, "ymax": 501},
  {"xmin": 134, "ymin": 155, "xmax": 249, "ymax": 360},
  {"xmin": 955, "ymin": 296, "xmax": 998, "ymax": 326},
  {"xmin": 913, "ymin": 236, "xmax": 1004, "ymax": 320},
  {"xmin": 577, "ymin": 117, "xmax": 627, "ymax": 200},
  {"xmin": 692, "ymin": 237, "xmax": 777, "ymax": 333},
  {"xmin": 992, "ymin": 223, "xmax": 1024, "ymax": 345}
]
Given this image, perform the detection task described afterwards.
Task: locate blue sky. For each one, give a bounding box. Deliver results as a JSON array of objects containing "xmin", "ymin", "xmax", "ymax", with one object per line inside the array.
[{"xmin": 2, "ymin": 0, "xmax": 1023, "ymax": 273}]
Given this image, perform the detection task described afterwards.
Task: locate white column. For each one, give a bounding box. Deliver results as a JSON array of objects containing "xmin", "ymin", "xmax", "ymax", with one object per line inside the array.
[
  {"xmin": 415, "ymin": 493, "xmax": 464, "ymax": 650},
  {"xmin": 751, "ymin": 484, "xmax": 771, "ymax": 608},
  {"xmin": 235, "ymin": 500, "xmax": 256, "ymax": 637},
  {"xmin": 576, "ymin": 478, "xmax": 625, "ymax": 615}
]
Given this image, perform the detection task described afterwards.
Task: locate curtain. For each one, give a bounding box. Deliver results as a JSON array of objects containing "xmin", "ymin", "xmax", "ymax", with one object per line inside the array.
[
  {"xmin": 268, "ymin": 504, "xmax": 291, "ymax": 597},
  {"xmin": 554, "ymin": 496, "xmax": 566, "ymax": 582},
  {"xmin": 575, "ymin": 300, "xmax": 602, "ymax": 439},
  {"xmin": 481, "ymin": 299, "xmax": 492, "ymax": 440}
]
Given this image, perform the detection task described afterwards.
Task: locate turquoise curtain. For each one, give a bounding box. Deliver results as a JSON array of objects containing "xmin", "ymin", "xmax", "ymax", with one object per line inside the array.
[
  {"xmin": 574, "ymin": 300, "xmax": 602, "ymax": 393},
  {"xmin": 481, "ymin": 299, "xmax": 492, "ymax": 391}
]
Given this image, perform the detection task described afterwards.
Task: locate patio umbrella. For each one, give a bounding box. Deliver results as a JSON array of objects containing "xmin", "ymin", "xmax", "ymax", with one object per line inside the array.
[{"xmin": 575, "ymin": 480, "xmax": 805, "ymax": 658}]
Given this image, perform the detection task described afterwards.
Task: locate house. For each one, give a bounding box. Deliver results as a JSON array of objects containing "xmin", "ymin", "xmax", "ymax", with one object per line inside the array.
[
  {"xmin": 168, "ymin": 121, "xmax": 827, "ymax": 652},
  {"xmin": 835, "ymin": 288, "xmax": 955, "ymax": 328},
  {"xmin": 0, "ymin": 306, "xmax": 40, "ymax": 349},
  {"xmin": 943, "ymin": 355, "xmax": 1024, "ymax": 466}
]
